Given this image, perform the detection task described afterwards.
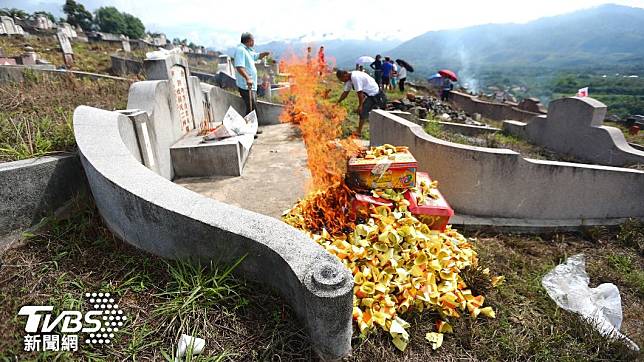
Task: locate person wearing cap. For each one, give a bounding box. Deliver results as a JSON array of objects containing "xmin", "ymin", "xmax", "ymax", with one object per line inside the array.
[
  {"xmin": 336, "ymin": 70, "xmax": 387, "ymax": 136},
  {"xmin": 234, "ymin": 32, "xmax": 270, "ymax": 117}
]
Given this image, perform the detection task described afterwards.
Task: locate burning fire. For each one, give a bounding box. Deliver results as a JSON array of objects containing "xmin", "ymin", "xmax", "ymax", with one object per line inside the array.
[
  {"xmin": 279, "ymin": 53, "xmax": 359, "ymax": 191},
  {"xmin": 281, "ymin": 53, "xmax": 501, "ymax": 352}
]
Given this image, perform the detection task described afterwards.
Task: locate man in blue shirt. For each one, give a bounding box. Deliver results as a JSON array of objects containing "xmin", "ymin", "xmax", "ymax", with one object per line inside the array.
[
  {"xmin": 234, "ymin": 32, "xmax": 270, "ymax": 116},
  {"xmin": 381, "ymin": 56, "xmax": 394, "ymax": 90}
]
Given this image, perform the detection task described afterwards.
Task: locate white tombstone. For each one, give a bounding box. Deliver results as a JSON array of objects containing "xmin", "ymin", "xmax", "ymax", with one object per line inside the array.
[
  {"xmin": 1, "ymin": 16, "xmax": 16, "ymax": 35},
  {"xmin": 58, "ymin": 31, "xmax": 74, "ymax": 55},
  {"xmin": 120, "ymin": 35, "xmax": 131, "ymax": 52}
]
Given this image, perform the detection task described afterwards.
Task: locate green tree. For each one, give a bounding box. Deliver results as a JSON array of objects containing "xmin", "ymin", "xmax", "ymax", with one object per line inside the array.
[
  {"xmin": 94, "ymin": 6, "xmax": 125, "ymax": 34},
  {"xmin": 0, "ymin": 8, "xmax": 28, "ymax": 19},
  {"xmin": 63, "ymin": 0, "xmax": 93, "ymax": 30},
  {"xmin": 122, "ymin": 13, "xmax": 145, "ymax": 39}
]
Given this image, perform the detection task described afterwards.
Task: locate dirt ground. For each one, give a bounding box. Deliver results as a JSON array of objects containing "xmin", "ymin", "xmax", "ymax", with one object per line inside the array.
[{"xmin": 0, "ymin": 197, "xmax": 641, "ymax": 361}]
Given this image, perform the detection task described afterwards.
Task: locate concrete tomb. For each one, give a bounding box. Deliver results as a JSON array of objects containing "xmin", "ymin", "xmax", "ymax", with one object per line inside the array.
[
  {"xmin": 73, "ymin": 53, "xmax": 353, "ymax": 360},
  {"xmin": 503, "ymin": 97, "xmax": 644, "ymax": 167},
  {"xmin": 125, "ymin": 53, "xmax": 253, "ymax": 179}
]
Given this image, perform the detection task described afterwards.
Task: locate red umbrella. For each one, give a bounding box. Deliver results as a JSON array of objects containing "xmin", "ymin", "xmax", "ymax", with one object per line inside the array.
[{"xmin": 438, "ymin": 69, "xmax": 458, "ymax": 81}]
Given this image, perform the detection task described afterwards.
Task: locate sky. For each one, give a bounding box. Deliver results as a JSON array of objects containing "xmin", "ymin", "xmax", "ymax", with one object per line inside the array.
[{"xmin": 4, "ymin": 0, "xmax": 644, "ymax": 50}]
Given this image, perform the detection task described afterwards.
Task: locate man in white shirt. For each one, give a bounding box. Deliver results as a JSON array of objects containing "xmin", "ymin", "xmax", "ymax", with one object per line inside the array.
[{"xmin": 336, "ymin": 70, "xmax": 386, "ymax": 136}]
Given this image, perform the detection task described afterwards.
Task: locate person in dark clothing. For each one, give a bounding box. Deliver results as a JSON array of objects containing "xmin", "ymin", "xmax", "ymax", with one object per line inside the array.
[
  {"xmin": 440, "ymin": 77, "xmax": 453, "ymax": 101},
  {"xmin": 369, "ymin": 54, "xmax": 383, "ymax": 86}
]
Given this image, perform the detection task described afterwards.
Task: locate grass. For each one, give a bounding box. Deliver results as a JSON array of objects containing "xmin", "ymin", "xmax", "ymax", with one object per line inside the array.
[
  {"xmin": 324, "ymin": 74, "xmax": 413, "ymax": 140},
  {"xmin": 0, "ymin": 36, "xmax": 130, "ymax": 74},
  {"xmin": 606, "ymin": 121, "xmax": 644, "ymax": 146},
  {"xmin": 423, "ymin": 118, "xmax": 596, "ymax": 163},
  {"xmin": 0, "ymin": 72, "xmax": 130, "ymax": 162},
  {"xmin": 0, "ymin": 196, "xmax": 641, "ymax": 361}
]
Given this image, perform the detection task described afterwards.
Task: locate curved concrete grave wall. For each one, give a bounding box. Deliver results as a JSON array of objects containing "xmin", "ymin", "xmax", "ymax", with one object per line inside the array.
[
  {"xmin": 503, "ymin": 97, "xmax": 644, "ymax": 167},
  {"xmin": 370, "ymin": 110, "xmax": 644, "ymax": 227},
  {"xmin": 0, "ymin": 154, "xmax": 85, "ymax": 236},
  {"xmin": 73, "ymin": 106, "xmax": 353, "ymax": 360},
  {"xmin": 450, "ymin": 91, "xmax": 542, "ymax": 122}
]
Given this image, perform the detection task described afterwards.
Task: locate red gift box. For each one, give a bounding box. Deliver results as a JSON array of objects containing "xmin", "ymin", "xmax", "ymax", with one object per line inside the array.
[{"xmin": 404, "ymin": 172, "xmax": 454, "ymax": 231}]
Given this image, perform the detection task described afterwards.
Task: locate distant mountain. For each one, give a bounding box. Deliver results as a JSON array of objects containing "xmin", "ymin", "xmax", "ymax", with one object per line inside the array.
[
  {"xmin": 226, "ymin": 38, "xmax": 401, "ymax": 68},
  {"xmin": 388, "ymin": 4, "xmax": 644, "ymax": 78}
]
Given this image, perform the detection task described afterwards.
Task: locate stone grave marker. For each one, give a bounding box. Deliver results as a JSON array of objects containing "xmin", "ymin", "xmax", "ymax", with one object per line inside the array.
[
  {"xmin": 121, "ymin": 35, "xmax": 131, "ymax": 52},
  {"xmin": 144, "ymin": 53, "xmax": 199, "ymax": 135},
  {"xmin": 57, "ymin": 30, "xmax": 74, "ymax": 68},
  {"xmin": 170, "ymin": 65, "xmax": 194, "ymax": 133},
  {"xmin": 0, "ymin": 16, "xmax": 16, "ymax": 35}
]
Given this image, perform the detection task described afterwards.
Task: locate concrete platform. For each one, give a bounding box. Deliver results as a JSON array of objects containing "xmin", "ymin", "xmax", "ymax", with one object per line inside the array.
[
  {"xmin": 175, "ymin": 123, "xmax": 310, "ymax": 219},
  {"xmin": 170, "ymin": 129, "xmax": 253, "ymax": 177}
]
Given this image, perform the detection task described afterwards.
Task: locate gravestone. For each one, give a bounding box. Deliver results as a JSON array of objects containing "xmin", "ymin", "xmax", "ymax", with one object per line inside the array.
[
  {"xmin": 120, "ymin": 35, "xmax": 131, "ymax": 52},
  {"xmin": 0, "ymin": 16, "xmax": 16, "ymax": 34},
  {"xmin": 57, "ymin": 30, "xmax": 74, "ymax": 68},
  {"xmin": 144, "ymin": 53, "xmax": 200, "ymax": 134},
  {"xmin": 20, "ymin": 46, "xmax": 37, "ymax": 65}
]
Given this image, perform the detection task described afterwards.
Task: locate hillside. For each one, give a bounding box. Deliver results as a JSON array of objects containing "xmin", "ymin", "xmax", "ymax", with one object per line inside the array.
[
  {"xmin": 227, "ymin": 38, "xmax": 401, "ymax": 68},
  {"xmin": 389, "ymin": 4, "xmax": 644, "ymax": 75}
]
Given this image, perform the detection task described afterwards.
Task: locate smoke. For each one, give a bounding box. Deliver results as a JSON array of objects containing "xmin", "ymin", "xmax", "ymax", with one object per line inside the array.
[{"xmin": 456, "ymin": 45, "xmax": 480, "ymax": 94}]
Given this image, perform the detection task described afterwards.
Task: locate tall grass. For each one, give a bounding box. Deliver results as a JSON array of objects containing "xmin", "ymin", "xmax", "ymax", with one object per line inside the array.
[{"xmin": 0, "ymin": 73, "xmax": 130, "ymax": 162}]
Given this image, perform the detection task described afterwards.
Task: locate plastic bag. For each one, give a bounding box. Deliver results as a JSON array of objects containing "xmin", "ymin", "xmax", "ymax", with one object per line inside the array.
[{"xmin": 541, "ymin": 254, "xmax": 639, "ymax": 351}]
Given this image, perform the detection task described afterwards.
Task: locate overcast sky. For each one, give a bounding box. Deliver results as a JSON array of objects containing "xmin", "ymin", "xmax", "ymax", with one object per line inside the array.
[{"xmin": 5, "ymin": 0, "xmax": 644, "ymax": 49}]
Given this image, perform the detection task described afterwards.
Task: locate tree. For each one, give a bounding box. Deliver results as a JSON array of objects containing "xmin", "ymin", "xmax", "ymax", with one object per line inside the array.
[
  {"xmin": 172, "ymin": 38, "xmax": 181, "ymax": 45},
  {"xmin": 94, "ymin": 6, "xmax": 125, "ymax": 34},
  {"xmin": 63, "ymin": 0, "xmax": 93, "ymax": 30},
  {"xmin": 0, "ymin": 8, "xmax": 28, "ymax": 19},
  {"xmin": 122, "ymin": 13, "xmax": 145, "ymax": 39}
]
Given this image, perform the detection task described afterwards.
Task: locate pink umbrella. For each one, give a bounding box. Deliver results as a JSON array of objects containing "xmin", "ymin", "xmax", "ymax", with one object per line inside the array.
[{"xmin": 438, "ymin": 69, "xmax": 458, "ymax": 81}]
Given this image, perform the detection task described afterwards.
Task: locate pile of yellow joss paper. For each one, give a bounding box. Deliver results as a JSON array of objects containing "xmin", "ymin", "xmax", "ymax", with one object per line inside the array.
[{"xmin": 284, "ymin": 151, "xmax": 503, "ymax": 352}]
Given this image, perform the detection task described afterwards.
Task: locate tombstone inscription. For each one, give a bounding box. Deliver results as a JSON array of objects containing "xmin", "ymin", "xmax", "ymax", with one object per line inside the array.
[{"xmin": 170, "ymin": 65, "xmax": 194, "ymax": 133}]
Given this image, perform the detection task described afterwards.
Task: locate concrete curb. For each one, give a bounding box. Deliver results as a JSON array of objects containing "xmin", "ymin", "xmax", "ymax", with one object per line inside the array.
[
  {"xmin": 0, "ymin": 154, "xmax": 86, "ymax": 237},
  {"xmin": 370, "ymin": 110, "xmax": 644, "ymax": 224},
  {"xmin": 73, "ymin": 105, "xmax": 353, "ymax": 360}
]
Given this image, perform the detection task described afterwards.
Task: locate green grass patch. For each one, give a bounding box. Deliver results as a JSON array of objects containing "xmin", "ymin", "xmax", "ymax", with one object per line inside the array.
[{"xmin": 0, "ymin": 73, "xmax": 130, "ymax": 162}]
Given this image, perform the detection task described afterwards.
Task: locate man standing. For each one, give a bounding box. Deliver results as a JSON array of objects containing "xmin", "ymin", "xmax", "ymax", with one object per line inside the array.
[
  {"xmin": 381, "ymin": 56, "xmax": 393, "ymax": 91},
  {"xmin": 234, "ymin": 32, "xmax": 270, "ymax": 116},
  {"xmin": 336, "ymin": 70, "xmax": 386, "ymax": 136}
]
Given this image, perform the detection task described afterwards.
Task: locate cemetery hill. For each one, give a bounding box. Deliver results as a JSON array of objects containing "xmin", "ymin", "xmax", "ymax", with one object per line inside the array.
[{"xmin": 0, "ymin": 1, "xmax": 642, "ymax": 360}]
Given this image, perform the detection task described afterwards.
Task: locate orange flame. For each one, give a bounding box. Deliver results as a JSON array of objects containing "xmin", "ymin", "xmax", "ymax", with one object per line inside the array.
[{"xmin": 280, "ymin": 52, "xmax": 359, "ymax": 192}]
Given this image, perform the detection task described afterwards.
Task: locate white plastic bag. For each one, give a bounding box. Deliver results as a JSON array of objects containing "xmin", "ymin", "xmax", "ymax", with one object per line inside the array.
[
  {"xmin": 175, "ymin": 334, "xmax": 205, "ymax": 360},
  {"xmin": 541, "ymin": 254, "xmax": 639, "ymax": 351}
]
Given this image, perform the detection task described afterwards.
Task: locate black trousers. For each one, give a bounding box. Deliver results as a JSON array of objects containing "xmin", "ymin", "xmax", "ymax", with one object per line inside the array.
[
  {"xmin": 238, "ymin": 87, "xmax": 257, "ymax": 116},
  {"xmin": 399, "ymin": 78, "xmax": 406, "ymax": 92}
]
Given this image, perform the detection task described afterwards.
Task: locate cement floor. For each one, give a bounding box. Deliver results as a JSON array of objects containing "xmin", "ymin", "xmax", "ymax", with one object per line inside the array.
[{"xmin": 175, "ymin": 123, "xmax": 311, "ymax": 219}]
